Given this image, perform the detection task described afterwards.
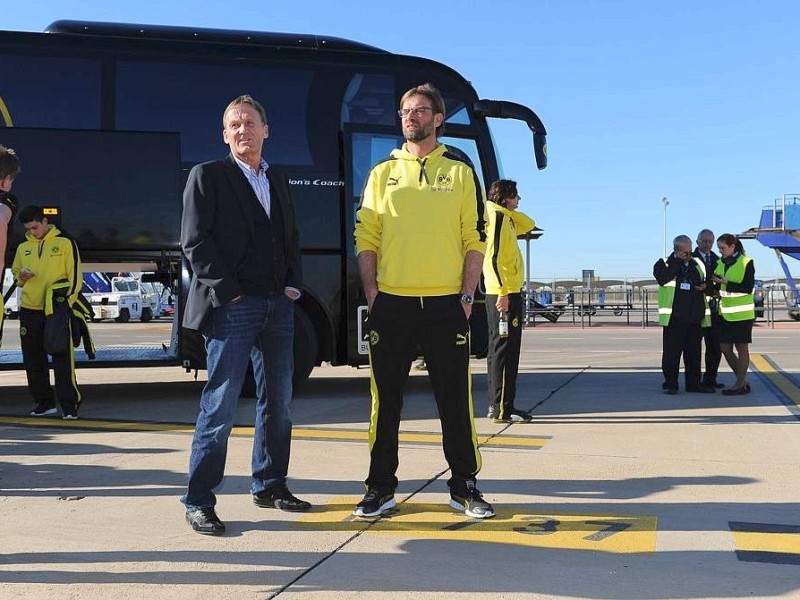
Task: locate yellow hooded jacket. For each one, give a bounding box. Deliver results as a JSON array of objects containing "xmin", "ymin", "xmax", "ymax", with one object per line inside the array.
[
  {"xmin": 355, "ymin": 143, "xmax": 486, "ymax": 296},
  {"xmin": 12, "ymin": 224, "xmax": 82, "ymax": 310},
  {"xmin": 482, "ymin": 202, "xmax": 536, "ymax": 295}
]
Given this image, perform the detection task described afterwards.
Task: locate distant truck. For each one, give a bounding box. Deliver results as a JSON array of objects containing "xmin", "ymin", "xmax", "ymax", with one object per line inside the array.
[{"xmin": 90, "ymin": 277, "xmax": 161, "ymax": 323}]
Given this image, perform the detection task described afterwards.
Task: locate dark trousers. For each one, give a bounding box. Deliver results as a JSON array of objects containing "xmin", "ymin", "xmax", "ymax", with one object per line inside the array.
[
  {"xmin": 19, "ymin": 308, "xmax": 80, "ymax": 408},
  {"xmin": 661, "ymin": 319, "xmax": 703, "ymax": 391},
  {"xmin": 486, "ymin": 292, "xmax": 524, "ymax": 418},
  {"xmin": 701, "ymin": 313, "xmax": 722, "ymax": 385},
  {"xmin": 366, "ymin": 292, "xmax": 481, "ymax": 493}
]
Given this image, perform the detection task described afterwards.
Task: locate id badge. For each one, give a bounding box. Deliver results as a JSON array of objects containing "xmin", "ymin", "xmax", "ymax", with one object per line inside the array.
[{"xmin": 680, "ymin": 282, "xmax": 691, "ymax": 291}]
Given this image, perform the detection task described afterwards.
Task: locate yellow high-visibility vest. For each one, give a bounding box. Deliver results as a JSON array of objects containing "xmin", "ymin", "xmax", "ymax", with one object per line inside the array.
[
  {"xmin": 714, "ymin": 255, "xmax": 755, "ymax": 322},
  {"xmin": 658, "ymin": 257, "xmax": 711, "ymax": 327}
]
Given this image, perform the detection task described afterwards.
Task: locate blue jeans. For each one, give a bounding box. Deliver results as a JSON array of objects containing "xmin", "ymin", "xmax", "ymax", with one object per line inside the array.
[{"xmin": 181, "ymin": 294, "xmax": 294, "ymax": 511}]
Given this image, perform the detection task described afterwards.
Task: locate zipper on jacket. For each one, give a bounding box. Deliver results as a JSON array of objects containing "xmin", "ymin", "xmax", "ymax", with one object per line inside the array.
[{"xmin": 417, "ymin": 158, "xmax": 429, "ymax": 185}]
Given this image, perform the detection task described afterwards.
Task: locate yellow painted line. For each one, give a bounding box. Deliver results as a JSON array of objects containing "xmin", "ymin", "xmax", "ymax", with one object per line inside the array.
[
  {"xmin": 299, "ymin": 497, "xmax": 656, "ymax": 553},
  {"xmin": 750, "ymin": 353, "xmax": 800, "ymax": 408},
  {"xmin": 734, "ymin": 531, "xmax": 800, "ymax": 555},
  {"xmin": 0, "ymin": 417, "xmax": 547, "ymax": 449},
  {"xmin": 730, "ymin": 521, "xmax": 800, "ymax": 564},
  {"xmin": 0, "ymin": 94, "xmax": 12, "ymax": 127}
]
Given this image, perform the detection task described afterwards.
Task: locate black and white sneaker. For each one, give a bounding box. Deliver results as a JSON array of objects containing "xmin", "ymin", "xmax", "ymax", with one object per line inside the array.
[
  {"xmin": 30, "ymin": 402, "xmax": 58, "ymax": 417},
  {"xmin": 353, "ymin": 488, "xmax": 395, "ymax": 517},
  {"xmin": 492, "ymin": 410, "xmax": 532, "ymax": 423},
  {"xmin": 450, "ymin": 483, "xmax": 495, "ymax": 519},
  {"xmin": 61, "ymin": 404, "xmax": 79, "ymax": 420}
]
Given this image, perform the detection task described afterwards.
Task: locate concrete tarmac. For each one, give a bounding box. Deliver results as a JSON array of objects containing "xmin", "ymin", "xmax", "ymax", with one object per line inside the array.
[{"xmin": 1, "ymin": 325, "xmax": 800, "ymax": 599}]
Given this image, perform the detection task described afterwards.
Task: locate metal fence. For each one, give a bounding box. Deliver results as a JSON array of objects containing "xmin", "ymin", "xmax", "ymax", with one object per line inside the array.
[{"xmin": 522, "ymin": 286, "xmax": 799, "ymax": 328}]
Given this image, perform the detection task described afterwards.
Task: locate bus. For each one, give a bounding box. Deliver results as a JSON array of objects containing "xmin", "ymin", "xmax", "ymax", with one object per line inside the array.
[{"xmin": 0, "ymin": 20, "xmax": 548, "ymax": 385}]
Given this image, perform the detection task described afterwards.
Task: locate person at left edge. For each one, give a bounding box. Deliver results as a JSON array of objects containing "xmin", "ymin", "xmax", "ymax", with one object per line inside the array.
[
  {"xmin": 180, "ymin": 94, "xmax": 310, "ymax": 536},
  {"xmin": 0, "ymin": 145, "xmax": 20, "ymax": 342},
  {"xmin": 12, "ymin": 205, "xmax": 84, "ymax": 419}
]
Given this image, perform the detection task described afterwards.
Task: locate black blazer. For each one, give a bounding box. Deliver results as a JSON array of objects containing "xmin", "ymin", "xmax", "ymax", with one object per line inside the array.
[{"xmin": 180, "ymin": 154, "xmax": 302, "ymax": 331}]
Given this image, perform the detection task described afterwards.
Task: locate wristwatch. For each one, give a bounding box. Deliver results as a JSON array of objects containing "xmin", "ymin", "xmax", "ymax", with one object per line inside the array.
[{"xmin": 460, "ymin": 294, "xmax": 474, "ymax": 305}]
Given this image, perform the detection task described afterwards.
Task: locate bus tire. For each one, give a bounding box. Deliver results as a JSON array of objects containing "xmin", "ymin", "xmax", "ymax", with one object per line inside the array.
[
  {"xmin": 140, "ymin": 307, "xmax": 153, "ymax": 322},
  {"xmin": 293, "ymin": 305, "xmax": 318, "ymax": 389},
  {"xmin": 115, "ymin": 308, "xmax": 130, "ymax": 323}
]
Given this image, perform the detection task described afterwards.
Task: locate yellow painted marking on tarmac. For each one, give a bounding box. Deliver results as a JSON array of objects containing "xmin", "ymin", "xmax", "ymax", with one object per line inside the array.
[
  {"xmin": 0, "ymin": 95, "xmax": 13, "ymax": 126},
  {"xmin": 0, "ymin": 417, "xmax": 547, "ymax": 449},
  {"xmin": 299, "ymin": 498, "xmax": 657, "ymax": 553},
  {"xmin": 734, "ymin": 531, "xmax": 800, "ymax": 555},
  {"xmin": 750, "ymin": 353, "xmax": 800, "ymax": 408}
]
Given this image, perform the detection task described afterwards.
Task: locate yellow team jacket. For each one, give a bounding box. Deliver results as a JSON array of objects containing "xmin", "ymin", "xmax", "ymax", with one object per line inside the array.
[
  {"xmin": 12, "ymin": 225, "xmax": 82, "ymax": 310},
  {"xmin": 355, "ymin": 143, "xmax": 486, "ymax": 296},
  {"xmin": 482, "ymin": 202, "xmax": 536, "ymax": 296}
]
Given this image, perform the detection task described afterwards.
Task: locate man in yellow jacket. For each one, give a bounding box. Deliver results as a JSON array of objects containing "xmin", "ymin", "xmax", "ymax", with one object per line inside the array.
[
  {"xmin": 354, "ymin": 83, "xmax": 493, "ymax": 519},
  {"xmin": 12, "ymin": 205, "xmax": 83, "ymax": 419},
  {"xmin": 482, "ymin": 180, "xmax": 537, "ymax": 423}
]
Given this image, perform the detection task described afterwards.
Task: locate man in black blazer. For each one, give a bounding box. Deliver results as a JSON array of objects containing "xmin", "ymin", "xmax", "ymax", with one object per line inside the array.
[
  {"xmin": 693, "ymin": 228, "xmax": 723, "ymax": 389},
  {"xmin": 180, "ymin": 94, "xmax": 309, "ymax": 535}
]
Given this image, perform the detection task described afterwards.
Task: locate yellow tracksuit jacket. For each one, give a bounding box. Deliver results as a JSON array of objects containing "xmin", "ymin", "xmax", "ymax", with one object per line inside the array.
[
  {"xmin": 12, "ymin": 225, "xmax": 82, "ymax": 310},
  {"xmin": 482, "ymin": 202, "xmax": 536, "ymax": 295},
  {"xmin": 354, "ymin": 143, "xmax": 486, "ymax": 296}
]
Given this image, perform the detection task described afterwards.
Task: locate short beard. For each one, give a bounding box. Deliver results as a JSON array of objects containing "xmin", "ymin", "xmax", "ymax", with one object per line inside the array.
[{"xmin": 404, "ymin": 123, "xmax": 434, "ymax": 143}]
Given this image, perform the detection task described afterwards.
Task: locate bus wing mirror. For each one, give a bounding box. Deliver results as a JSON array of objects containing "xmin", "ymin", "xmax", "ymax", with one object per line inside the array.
[{"xmin": 473, "ymin": 100, "xmax": 548, "ymax": 171}]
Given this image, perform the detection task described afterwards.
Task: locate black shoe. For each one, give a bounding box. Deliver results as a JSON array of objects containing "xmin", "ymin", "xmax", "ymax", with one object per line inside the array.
[
  {"xmin": 450, "ymin": 482, "xmax": 495, "ymax": 519},
  {"xmin": 714, "ymin": 383, "xmax": 725, "ymax": 389},
  {"xmin": 353, "ymin": 488, "xmax": 396, "ymax": 517},
  {"xmin": 30, "ymin": 401, "xmax": 58, "ymax": 416},
  {"xmin": 493, "ymin": 410, "xmax": 533, "ymax": 423},
  {"xmin": 253, "ymin": 484, "xmax": 311, "ymax": 512},
  {"xmin": 664, "ymin": 388, "xmax": 678, "ymax": 395},
  {"xmin": 722, "ymin": 386, "xmax": 748, "ymax": 396},
  {"xmin": 185, "ymin": 507, "xmax": 226, "ymax": 535},
  {"xmin": 661, "ymin": 382, "xmax": 669, "ymax": 390},
  {"xmin": 61, "ymin": 404, "xmax": 79, "ymax": 420}
]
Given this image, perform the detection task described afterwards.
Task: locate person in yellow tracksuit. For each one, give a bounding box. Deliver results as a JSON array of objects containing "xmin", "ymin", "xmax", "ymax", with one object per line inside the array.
[
  {"xmin": 0, "ymin": 145, "xmax": 21, "ymax": 343},
  {"xmin": 354, "ymin": 83, "xmax": 493, "ymax": 520},
  {"xmin": 12, "ymin": 205, "xmax": 83, "ymax": 419},
  {"xmin": 482, "ymin": 179, "xmax": 536, "ymax": 423},
  {"xmin": 712, "ymin": 233, "xmax": 756, "ymax": 396}
]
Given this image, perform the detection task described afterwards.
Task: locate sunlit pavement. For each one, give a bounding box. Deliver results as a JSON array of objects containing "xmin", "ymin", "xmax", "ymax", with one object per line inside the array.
[{"xmin": 1, "ymin": 325, "xmax": 799, "ymax": 599}]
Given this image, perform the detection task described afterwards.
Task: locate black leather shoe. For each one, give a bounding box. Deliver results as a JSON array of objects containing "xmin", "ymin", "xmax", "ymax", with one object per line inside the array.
[
  {"xmin": 722, "ymin": 386, "xmax": 748, "ymax": 396},
  {"xmin": 714, "ymin": 383, "xmax": 725, "ymax": 389},
  {"xmin": 253, "ymin": 484, "xmax": 311, "ymax": 512},
  {"xmin": 664, "ymin": 388, "xmax": 678, "ymax": 395},
  {"xmin": 185, "ymin": 508, "xmax": 226, "ymax": 535}
]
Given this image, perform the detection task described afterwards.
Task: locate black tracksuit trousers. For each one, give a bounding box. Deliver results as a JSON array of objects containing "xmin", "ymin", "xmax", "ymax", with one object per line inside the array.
[
  {"xmin": 20, "ymin": 308, "xmax": 81, "ymax": 409},
  {"xmin": 365, "ymin": 292, "xmax": 481, "ymax": 493},
  {"xmin": 486, "ymin": 292, "xmax": 524, "ymax": 418}
]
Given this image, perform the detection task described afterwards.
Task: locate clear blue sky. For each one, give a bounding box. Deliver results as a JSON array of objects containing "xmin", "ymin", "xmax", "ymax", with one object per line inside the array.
[{"xmin": 5, "ymin": 0, "xmax": 799, "ymax": 280}]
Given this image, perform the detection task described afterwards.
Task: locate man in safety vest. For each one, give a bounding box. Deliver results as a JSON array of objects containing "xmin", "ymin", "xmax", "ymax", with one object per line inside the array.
[{"xmin": 653, "ymin": 235, "xmax": 714, "ymax": 395}]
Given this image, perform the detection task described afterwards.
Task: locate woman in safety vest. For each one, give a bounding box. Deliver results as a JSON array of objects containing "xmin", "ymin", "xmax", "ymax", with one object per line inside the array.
[{"xmin": 712, "ymin": 233, "xmax": 755, "ymax": 396}]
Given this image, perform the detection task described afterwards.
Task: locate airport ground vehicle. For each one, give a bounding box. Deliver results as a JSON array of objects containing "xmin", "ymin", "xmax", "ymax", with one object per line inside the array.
[
  {"xmin": 0, "ymin": 20, "xmax": 548, "ymax": 384},
  {"xmin": 89, "ymin": 276, "xmax": 161, "ymax": 322}
]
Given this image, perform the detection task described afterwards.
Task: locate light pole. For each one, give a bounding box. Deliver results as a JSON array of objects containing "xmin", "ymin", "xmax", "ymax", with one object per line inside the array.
[{"xmin": 661, "ymin": 197, "xmax": 669, "ymax": 257}]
